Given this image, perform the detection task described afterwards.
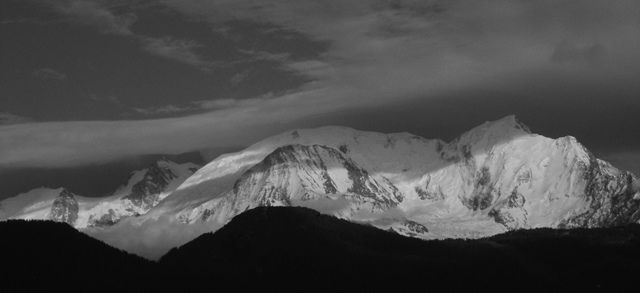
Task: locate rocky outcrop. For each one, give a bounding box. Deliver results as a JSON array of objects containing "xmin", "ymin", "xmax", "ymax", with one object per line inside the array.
[
  {"xmin": 462, "ymin": 166, "xmax": 495, "ymax": 211},
  {"xmin": 123, "ymin": 161, "xmax": 179, "ymax": 211},
  {"xmin": 397, "ymin": 220, "xmax": 429, "ymax": 236},
  {"xmin": 49, "ymin": 189, "xmax": 79, "ymax": 225},
  {"xmin": 560, "ymin": 158, "xmax": 640, "ymax": 228},
  {"xmin": 89, "ymin": 209, "xmax": 120, "ymax": 227},
  {"xmin": 489, "ymin": 188, "xmax": 528, "ymax": 230}
]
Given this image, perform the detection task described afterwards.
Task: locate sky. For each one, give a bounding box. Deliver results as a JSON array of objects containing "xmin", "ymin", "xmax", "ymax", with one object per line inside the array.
[{"xmin": 1, "ymin": 0, "xmax": 640, "ymax": 198}]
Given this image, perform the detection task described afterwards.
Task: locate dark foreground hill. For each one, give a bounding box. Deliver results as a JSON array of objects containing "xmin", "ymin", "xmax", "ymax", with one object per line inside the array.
[
  {"xmin": 160, "ymin": 207, "xmax": 640, "ymax": 290},
  {"xmin": 2, "ymin": 208, "xmax": 640, "ymax": 291},
  {"xmin": 0, "ymin": 220, "xmax": 154, "ymax": 290}
]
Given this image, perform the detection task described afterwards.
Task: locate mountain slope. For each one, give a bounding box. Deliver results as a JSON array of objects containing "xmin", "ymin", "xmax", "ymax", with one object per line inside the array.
[
  {"xmin": 160, "ymin": 206, "xmax": 640, "ymax": 290},
  {"xmin": 148, "ymin": 115, "xmax": 640, "ymax": 241},
  {"xmin": 176, "ymin": 144, "xmax": 403, "ymax": 225}
]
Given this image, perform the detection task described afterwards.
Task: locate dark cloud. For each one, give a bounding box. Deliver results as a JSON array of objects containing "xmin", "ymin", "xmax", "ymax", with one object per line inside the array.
[
  {"xmin": 603, "ymin": 152, "xmax": 640, "ymax": 177},
  {"xmin": 1, "ymin": 0, "xmax": 639, "ymax": 175},
  {"xmin": 1, "ymin": 0, "xmax": 315, "ymax": 122},
  {"xmin": 48, "ymin": 0, "xmax": 138, "ymax": 36},
  {"xmin": 551, "ymin": 41, "xmax": 605, "ymax": 66},
  {"xmin": 45, "ymin": 0, "xmax": 217, "ymax": 70}
]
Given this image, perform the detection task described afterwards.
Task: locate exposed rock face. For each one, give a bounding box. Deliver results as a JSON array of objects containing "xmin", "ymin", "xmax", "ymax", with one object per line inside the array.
[
  {"xmin": 462, "ymin": 167, "xmax": 495, "ymax": 211},
  {"xmin": 181, "ymin": 144, "xmax": 403, "ymax": 224},
  {"xmin": 489, "ymin": 188, "xmax": 528, "ymax": 230},
  {"xmin": 123, "ymin": 161, "xmax": 179, "ymax": 211},
  {"xmin": 414, "ymin": 184, "xmax": 445, "ymax": 201},
  {"xmin": 90, "ymin": 209, "xmax": 120, "ymax": 227},
  {"xmin": 560, "ymin": 158, "xmax": 640, "ymax": 228},
  {"xmin": 391, "ymin": 220, "xmax": 430, "ymax": 237},
  {"xmin": 49, "ymin": 189, "xmax": 79, "ymax": 225}
]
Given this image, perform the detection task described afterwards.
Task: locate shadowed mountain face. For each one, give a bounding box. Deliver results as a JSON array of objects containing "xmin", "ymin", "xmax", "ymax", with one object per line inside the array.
[
  {"xmin": 2, "ymin": 207, "xmax": 640, "ymax": 290},
  {"xmin": 160, "ymin": 207, "xmax": 640, "ymax": 291}
]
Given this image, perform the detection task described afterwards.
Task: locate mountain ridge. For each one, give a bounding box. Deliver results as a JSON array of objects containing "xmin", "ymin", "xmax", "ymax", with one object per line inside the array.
[
  {"xmin": 157, "ymin": 115, "xmax": 639, "ymax": 240},
  {"xmin": 0, "ymin": 159, "xmax": 200, "ymax": 228},
  {"xmin": 2, "ymin": 115, "xmax": 639, "ymax": 258}
]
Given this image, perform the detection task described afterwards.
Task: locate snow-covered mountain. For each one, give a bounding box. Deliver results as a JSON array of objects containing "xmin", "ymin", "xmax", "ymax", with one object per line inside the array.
[
  {"xmin": 144, "ymin": 115, "xmax": 639, "ymax": 239},
  {"xmin": 2, "ymin": 115, "xmax": 638, "ymax": 256},
  {"xmin": 0, "ymin": 160, "xmax": 199, "ymax": 228}
]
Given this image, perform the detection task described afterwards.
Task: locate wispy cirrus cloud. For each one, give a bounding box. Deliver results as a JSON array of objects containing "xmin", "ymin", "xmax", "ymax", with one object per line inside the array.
[
  {"xmin": 49, "ymin": 0, "xmax": 137, "ymax": 36},
  {"xmin": 238, "ymin": 49, "xmax": 291, "ymax": 63},
  {"xmin": 32, "ymin": 68, "xmax": 68, "ymax": 81},
  {"xmin": 0, "ymin": 113, "xmax": 34, "ymax": 125},
  {"xmin": 229, "ymin": 71, "xmax": 249, "ymax": 85},
  {"xmin": 45, "ymin": 0, "xmax": 216, "ymax": 71},
  {"xmin": 141, "ymin": 36, "xmax": 216, "ymax": 71},
  {"xmin": 133, "ymin": 95, "xmax": 273, "ymax": 116},
  {"xmin": 133, "ymin": 104, "xmax": 191, "ymax": 116}
]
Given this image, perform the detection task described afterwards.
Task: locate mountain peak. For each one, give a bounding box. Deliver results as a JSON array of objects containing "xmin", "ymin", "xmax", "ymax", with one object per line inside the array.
[
  {"xmin": 452, "ymin": 115, "xmax": 532, "ymax": 148},
  {"xmin": 481, "ymin": 115, "xmax": 531, "ymax": 134},
  {"xmin": 150, "ymin": 158, "xmax": 172, "ymax": 169},
  {"xmin": 50, "ymin": 188, "xmax": 79, "ymax": 225},
  {"xmin": 58, "ymin": 188, "xmax": 76, "ymax": 198}
]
